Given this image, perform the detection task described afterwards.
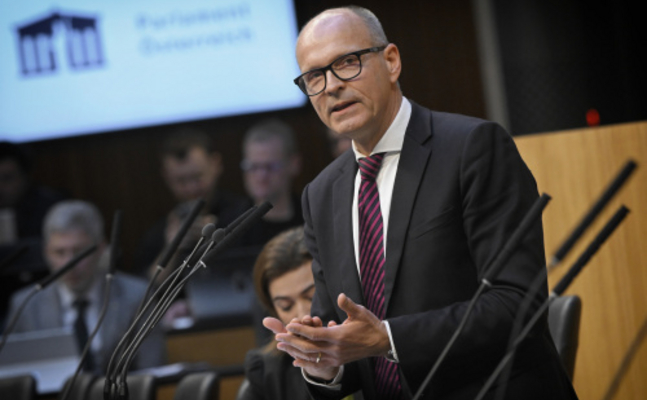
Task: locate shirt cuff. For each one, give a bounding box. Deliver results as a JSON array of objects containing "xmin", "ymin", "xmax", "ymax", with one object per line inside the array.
[
  {"xmin": 383, "ymin": 320, "xmax": 400, "ymax": 363},
  {"xmin": 302, "ymin": 365, "xmax": 344, "ymax": 390}
]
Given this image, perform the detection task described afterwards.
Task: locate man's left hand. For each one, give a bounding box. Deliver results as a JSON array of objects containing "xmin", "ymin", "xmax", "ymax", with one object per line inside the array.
[{"xmin": 276, "ymin": 293, "xmax": 391, "ymax": 369}]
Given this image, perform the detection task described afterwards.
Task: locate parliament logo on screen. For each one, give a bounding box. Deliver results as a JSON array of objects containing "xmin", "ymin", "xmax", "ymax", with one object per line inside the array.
[{"xmin": 14, "ymin": 10, "xmax": 105, "ymax": 77}]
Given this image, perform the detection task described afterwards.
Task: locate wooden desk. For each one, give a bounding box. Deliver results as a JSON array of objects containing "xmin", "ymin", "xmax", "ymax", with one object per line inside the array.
[{"xmin": 164, "ymin": 324, "xmax": 255, "ymax": 400}]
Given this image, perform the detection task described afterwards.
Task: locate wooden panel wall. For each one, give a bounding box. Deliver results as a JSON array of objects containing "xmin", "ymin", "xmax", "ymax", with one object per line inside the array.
[{"xmin": 515, "ymin": 121, "xmax": 647, "ymax": 400}]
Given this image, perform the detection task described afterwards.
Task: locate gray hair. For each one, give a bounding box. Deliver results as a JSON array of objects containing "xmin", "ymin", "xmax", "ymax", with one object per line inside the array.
[
  {"xmin": 43, "ymin": 200, "xmax": 104, "ymax": 244},
  {"xmin": 243, "ymin": 118, "xmax": 298, "ymax": 158}
]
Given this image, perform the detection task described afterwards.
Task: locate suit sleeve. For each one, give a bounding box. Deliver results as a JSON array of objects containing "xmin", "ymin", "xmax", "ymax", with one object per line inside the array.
[
  {"xmin": 388, "ymin": 122, "xmax": 548, "ymax": 391},
  {"xmin": 302, "ymin": 183, "xmax": 363, "ymax": 399}
]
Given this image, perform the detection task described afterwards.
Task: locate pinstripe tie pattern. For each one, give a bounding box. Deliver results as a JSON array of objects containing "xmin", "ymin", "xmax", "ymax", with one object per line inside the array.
[{"xmin": 358, "ymin": 153, "xmax": 402, "ymax": 400}]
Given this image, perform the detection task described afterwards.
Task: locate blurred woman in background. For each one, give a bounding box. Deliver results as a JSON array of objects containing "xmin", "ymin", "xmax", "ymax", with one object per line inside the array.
[{"xmin": 238, "ymin": 226, "xmax": 314, "ymax": 400}]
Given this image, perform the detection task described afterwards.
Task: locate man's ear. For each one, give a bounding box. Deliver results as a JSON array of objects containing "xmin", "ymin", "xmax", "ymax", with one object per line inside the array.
[{"xmin": 383, "ymin": 43, "xmax": 402, "ymax": 84}]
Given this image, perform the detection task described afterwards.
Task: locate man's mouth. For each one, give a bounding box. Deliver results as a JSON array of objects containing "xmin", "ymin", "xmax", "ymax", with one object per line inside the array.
[{"xmin": 331, "ymin": 101, "xmax": 356, "ymax": 113}]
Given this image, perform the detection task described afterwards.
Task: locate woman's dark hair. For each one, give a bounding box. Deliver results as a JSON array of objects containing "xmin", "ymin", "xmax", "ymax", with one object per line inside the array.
[{"xmin": 253, "ymin": 226, "xmax": 311, "ymax": 318}]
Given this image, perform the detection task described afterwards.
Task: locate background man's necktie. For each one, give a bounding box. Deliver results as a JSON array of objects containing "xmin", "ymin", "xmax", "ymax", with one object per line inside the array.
[{"xmin": 73, "ymin": 298, "xmax": 96, "ymax": 372}]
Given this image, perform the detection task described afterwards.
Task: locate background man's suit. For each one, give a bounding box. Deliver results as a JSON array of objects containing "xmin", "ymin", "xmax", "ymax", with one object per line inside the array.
[
  {"xmin": 7, "ymin": 273, "xmax": 166, "ymax": 372},
  {"xmin": 302, "ymin": 101, "xmax": 577, "ymax": 399}
]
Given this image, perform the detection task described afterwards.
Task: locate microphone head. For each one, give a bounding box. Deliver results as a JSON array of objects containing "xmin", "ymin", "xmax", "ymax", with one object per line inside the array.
[
  {"xmin": 201, "ymin": 223, "xmax": 216, "ymax": 238},
  {"xmin": 211, "ymin": 228, "xmax": 226, "ymax": 243}
]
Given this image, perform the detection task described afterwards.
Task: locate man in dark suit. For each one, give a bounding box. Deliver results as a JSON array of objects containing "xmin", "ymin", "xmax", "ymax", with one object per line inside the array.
[
  {"xmin": 7, "ymin": 200, "xmax": 166, "ymax": 373},
  {"xmin": 263, "ymin": 6, "xmax": 578, "ymax": 400}
]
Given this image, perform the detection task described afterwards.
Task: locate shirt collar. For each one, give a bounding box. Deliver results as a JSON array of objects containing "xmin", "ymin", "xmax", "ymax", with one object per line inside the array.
[
  {"xmin": 352, "ymin": 96, "xmax": 412, "ymax": 161},
  {"xmin": 57, "ymin": 274, "xmax": 102, "ymax": 309}
]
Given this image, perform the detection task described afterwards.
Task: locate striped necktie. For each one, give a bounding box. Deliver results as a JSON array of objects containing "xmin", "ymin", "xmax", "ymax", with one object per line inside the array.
[{"xmin": 357, "ymin": 153, "xmax": 402, "ymax": 400}]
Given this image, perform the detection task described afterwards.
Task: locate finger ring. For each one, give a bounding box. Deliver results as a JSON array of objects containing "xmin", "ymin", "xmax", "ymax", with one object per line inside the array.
[{"xmin": 316, "ymin": 352, "xmax": 322, "ymax": 364}]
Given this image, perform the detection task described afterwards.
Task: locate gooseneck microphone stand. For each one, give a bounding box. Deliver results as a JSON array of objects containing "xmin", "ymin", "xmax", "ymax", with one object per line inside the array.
[
  {"xmin": 411, "ymin": 194, "xmax": 551, "ymax": 400},
  {"xmin": 493, "ymin": 160, "xmax": 637, "ymax": 400},
  {"xmin": 478, "ymin": 205, "xmax": 630, "ymax": 400},
  {"xmin": 105, "ymin": 202, "xmax": 271, "ymax": 400},
  {"xmin": 0, "ymin": 244, "xmax": 98, "ymax": 354},
  {"xmin": 59, "ymin": 210, "xmax": 123, "ymax": 400}
]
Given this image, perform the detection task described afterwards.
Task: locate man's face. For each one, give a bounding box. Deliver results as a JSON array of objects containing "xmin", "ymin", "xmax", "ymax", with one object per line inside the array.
[
  {"xmin": 45, "ymin": 230, "xmax": 101, "ymax": 294},
  {"xmin": 162, "ymin": 147, "xmax": 222, "ymax": 203},
  {"xmin": 243, "ymin": 137, "xmax": 298, "ymax": 204},
  {"xmin": 296, "ymin": 11, "xmax": 401, "ymax": 144},
  {"xmin": 0, "ymin": 159, "xmax": 28, "ymax": 208}
]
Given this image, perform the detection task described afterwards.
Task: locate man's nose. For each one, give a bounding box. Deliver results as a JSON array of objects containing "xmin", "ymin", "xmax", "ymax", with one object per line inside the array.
[{"xmin": 324, "ymin": 69, "xmax": 344, "ymax": 94}]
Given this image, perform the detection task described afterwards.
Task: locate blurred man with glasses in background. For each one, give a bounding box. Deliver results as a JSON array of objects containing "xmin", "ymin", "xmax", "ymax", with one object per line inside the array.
[{"xmin": 238, "ymin": 118, "xmax": 304, "ymax": 248}]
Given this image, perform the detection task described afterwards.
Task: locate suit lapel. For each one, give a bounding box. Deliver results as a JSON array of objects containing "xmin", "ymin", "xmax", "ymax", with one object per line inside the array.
[
  {"xmin": 333, "ymin": 153, "xmax": 365, "ymax": 309},
  {"xmin": 384, "ymin": 103, "xmax": 434, "ymax": 314}
]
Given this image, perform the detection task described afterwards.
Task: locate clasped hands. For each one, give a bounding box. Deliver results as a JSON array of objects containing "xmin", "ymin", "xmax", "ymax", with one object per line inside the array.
[{"xmin": 263, "ymin": 293, "xmax": 391, "ymax": 381}]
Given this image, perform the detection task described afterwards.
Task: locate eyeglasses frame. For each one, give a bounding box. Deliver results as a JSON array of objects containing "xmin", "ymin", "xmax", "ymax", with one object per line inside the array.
[{"xmin": 293, "ymin": 45, "xmax": 387, "ymax": 96}]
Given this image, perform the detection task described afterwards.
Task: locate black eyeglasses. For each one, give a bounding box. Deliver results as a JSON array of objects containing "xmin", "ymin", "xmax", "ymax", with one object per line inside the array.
[
  {"xmin": 240, "ymin": 160, "xmax": 284, "ymax": 174},
  {"xmin": 293, "ymin": 46, "xmax": 387, "ymax": 96}
]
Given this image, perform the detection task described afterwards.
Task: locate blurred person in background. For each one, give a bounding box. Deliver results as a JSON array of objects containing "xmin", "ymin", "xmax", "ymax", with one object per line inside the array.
[
  {"xmin": 0, "ymin": 140, "xmax": 67, "ymax": 330},
  {"xmin": 135, "ymin": 128, "xmax": 247, "ymax": 327},
  {"xmin": 239, "ymin": 226, "xmax": 317, "ymax": 400},
  {"xmin": 241, "ymin": 226, "xmax": 358, "ymax": 400},
  {"xmin": 135, "ymin": 127, "xmax": 247, "ymax": 277},
  {"xmin": 6, "ymin": 200, "xmax": 166, "ymax": 373},
  {"xmin": 0, "ymin": 141, "xmax": 66, "ymax": 242},
  {"xmin": 237, "ymin": 119, "xmax": 304, "ymax": 248}
]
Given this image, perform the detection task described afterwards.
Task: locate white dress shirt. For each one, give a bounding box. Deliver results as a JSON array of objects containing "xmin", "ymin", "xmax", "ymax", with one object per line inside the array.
[
  {"xmin": 58, "ymin": 277, "xmax": 103, "ymax": 352},
  {"xmin": 351, "ymin": 97, "xmax": 411, "ymax": 364}
]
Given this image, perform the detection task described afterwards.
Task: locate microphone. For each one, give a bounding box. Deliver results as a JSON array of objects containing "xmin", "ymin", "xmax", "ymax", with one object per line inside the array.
[
  {"xmin": 411, "ymin": 194, "xmax": 551, "ymax": 400},
  {"xmin": 201, "ymin": 202, "xmax": 272, "ymax": 266},
  {"xmin": 108, "ymin": 210, "xmax": 123, "ymax": 275},
  {"xmin": 548, "ymin": 159, "xmax": 636, "ymax": 271},
  {"xmin": 112, "ymin": 229, "xmax": 225, "ymax": 400},
  {"xmin": 0, "ymin": 243, "xmax": 98, "ymax": 354},
  {"xmin": 481, "ymin": 194, "xmax": 552, "ymax": 286},
  {"xmin": 134, "ymin": 198, "xmax": 205, "ymax": 325},
  {"xmin": 552, "ymin": 207, "xmax": 628, "ymax": 295},
  {"xmin": 104, "ymin": 222, "xmax": 215, "ymax": 400},
  {"xmin": 226, "ymin": 204, "xmax": 258, "ymax": 235},
  {"xmin": 0, "ymin": 244, "xmax": 29, "ymax": 272},
  {"xmin": 127, "ymin": 203, "xmax": 262, "ymax": 346},
  {"xmin": 190, "ymin": 205, "xmax": 258, "ymax": 258},
  {"xmin": 114, "ymin": 203, "xmax": 272, "ymax": 398},
  {"xmin": 478, "ymin": 205, "xmax": 630, "ymax": 400},
  {"xmin": 60, "ymin": 211, "xmax": 122, "ymax": 400},
  {"xmin": 494, "ymin": 160, "xmax": 638, "ymax": 398}
]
